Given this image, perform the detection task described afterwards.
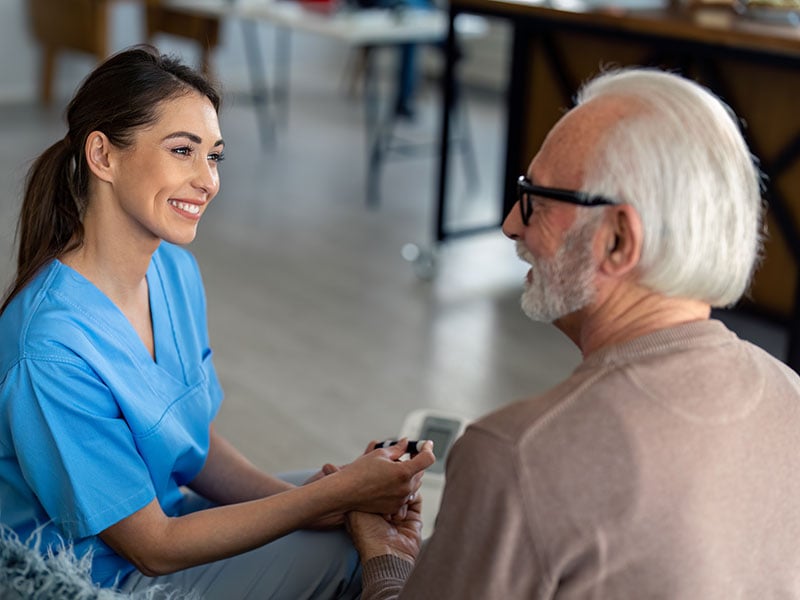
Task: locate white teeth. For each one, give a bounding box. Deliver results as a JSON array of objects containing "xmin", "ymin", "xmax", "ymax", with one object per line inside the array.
[{"xmin": 169, "ymin": 200, "xmax": 201, "ymax": 215}]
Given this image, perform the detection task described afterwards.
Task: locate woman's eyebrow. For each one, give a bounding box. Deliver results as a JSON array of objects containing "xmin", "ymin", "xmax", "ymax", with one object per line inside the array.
[
  {"xmin": 163, "ymin": 131, "xmax": 202, "ymax": 144},
  {"xmin": 162, "ymin": 131, "xmax": 225, "ymax": 148}
]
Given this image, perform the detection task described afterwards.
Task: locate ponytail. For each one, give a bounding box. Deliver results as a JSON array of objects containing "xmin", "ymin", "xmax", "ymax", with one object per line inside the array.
[{"xmin": 0, "ymin": 136, "xmax": 85, "ymax": 314}]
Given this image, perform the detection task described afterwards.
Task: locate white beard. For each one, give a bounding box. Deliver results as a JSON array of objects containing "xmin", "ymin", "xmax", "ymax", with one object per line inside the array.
[{"xmin": 517, "ymin": 218, "xmax": 599, "ymax": 323}]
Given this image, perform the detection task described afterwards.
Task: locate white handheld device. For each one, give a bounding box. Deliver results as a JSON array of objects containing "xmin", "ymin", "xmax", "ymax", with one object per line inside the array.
[{"xmin": 398, "ymin": 409, "xmax": 470, "ymax": 478}]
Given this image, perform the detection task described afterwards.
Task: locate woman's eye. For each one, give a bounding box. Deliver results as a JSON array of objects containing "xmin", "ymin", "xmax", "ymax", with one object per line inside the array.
[
  {"xmin": 172, "ymin": 146, "xmax": 193, "ymax": 157},
  {"xmin": 208, "ymin": 151, "xmax": 225, "ymax": 163}
]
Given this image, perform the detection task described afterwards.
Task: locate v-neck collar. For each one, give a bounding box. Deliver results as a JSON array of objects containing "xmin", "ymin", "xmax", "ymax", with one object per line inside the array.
[
  {"xmin": 53, "ymin": 256, "xmax": 187, "ymax": 385},
  {"xmin": 147, "ymin": 255, "xmax": 186, "ymax": 382}
]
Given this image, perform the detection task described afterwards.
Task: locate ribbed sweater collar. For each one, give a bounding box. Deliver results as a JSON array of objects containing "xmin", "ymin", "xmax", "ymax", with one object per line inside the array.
[{"xmin": 577, "ymin": 319, "xmax": 734, "ymax": 372}]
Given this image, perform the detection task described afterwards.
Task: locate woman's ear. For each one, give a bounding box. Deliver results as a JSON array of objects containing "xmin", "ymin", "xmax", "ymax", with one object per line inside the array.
[
  {"xmin": 600, "ymin": 204, "xmax": 643, "ymax": 277},
  {"xmin": 84, "ymin": 131, "xmax": 115, "ymax": 183}
]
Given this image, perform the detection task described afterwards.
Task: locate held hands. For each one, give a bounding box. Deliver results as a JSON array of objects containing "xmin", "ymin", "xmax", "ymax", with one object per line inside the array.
[{"xmin": 307, "ymin": 439, "xmax": 435, "ymax": 522}]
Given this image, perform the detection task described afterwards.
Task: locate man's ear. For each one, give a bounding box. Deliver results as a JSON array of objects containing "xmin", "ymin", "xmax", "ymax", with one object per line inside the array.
[
  {"xmin": 599, "ymin": 204, "xmax": 642, "ymax": 277},
  {"xmin": 84, "ymin": 131, "xmax": 116, "ymax": 183}
]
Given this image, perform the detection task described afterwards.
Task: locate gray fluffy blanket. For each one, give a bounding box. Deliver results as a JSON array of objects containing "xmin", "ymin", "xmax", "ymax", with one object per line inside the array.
[{"xmin": 0, "ymin": 527, "xmax": 191, "ymax": 599}]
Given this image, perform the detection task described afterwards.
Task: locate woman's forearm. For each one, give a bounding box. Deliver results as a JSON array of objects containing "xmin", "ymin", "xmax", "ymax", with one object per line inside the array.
[{"xmin": 102, "ymin": 475, "xmax": 348, "ymax": 576}]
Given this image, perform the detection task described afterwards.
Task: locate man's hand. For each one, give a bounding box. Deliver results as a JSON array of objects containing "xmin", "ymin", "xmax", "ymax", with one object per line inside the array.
[
  {"xmin": 347, "ymin": 493, "xmax": 425, "ymax": 564},
  {"xmin": 302, "ymin": 462, "xmax": 341, "ymax": 486}
]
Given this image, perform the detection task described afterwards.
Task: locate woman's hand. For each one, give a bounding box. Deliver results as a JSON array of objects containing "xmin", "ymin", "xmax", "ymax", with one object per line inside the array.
[
  {"xmin": 305, "ymin": 439, "xmax": 435, "ymax": 525},
  {"xmin": 334, "ymin": 439, "xmax": 434, "ymax": 517}
]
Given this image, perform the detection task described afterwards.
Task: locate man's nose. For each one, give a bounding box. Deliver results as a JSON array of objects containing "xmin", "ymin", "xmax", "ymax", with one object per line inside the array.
[{"xmin": 502, "ymin": 202, "xmax": 523, "ymax": 240}]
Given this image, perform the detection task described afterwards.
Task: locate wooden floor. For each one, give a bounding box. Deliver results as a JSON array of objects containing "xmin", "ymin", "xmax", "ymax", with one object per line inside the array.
[{"xmin": 0, "ymin": 44, "xmax": 788, "ymax": 487}]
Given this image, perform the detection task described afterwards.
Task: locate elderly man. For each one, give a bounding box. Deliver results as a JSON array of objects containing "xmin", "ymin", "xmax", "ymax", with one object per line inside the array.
[{"xmin": 347, "ymin": 68, "xmax": 800, "ymax": 598}]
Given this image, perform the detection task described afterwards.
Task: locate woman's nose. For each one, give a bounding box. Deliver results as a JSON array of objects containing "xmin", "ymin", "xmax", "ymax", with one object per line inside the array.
[{"xmin": 193, "ymin": 161, "xmax": 219, "ymax": 198}]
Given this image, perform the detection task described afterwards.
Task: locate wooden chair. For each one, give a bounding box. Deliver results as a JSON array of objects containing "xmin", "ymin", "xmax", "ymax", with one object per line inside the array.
[
  {"xmin": 28, "ymin": 0, "xmax": 110, "ymax": 105},
  {"xmin": 27, "ymin": 0, "xmax": 221, "ymax": 106}
]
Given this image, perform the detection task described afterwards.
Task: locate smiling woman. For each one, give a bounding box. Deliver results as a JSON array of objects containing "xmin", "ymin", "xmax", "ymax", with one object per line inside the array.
[
  {"xmin": 77, "ymin": 92, "xmax": 225, "ymax": 255},
  {"xmin": 0, "ymin": 46, "xmax": 435, "ymax": 599}
]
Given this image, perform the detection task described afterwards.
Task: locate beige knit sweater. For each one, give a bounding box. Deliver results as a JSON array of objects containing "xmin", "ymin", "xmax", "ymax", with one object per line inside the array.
[{"xmin": 362, "ymin": 320, "xmax": 800, "ymax": 599}]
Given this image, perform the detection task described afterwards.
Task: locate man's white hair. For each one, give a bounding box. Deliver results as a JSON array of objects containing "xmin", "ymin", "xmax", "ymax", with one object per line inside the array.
[{"xmin": 575, "ymin": 68, "xmax": 764, "ymax": 307}]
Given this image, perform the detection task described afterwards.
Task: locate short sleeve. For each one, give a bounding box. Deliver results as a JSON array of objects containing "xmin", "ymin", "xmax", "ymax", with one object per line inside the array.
[{"xmin": 6, "ymin": 357, "xmax": 155, "ymax": 538}]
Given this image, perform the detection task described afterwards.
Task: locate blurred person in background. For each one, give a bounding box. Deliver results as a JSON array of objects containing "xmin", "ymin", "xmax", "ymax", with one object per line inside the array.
[{"xmin": 354, "ymin": 0, "xmax": 432, "ymax": 119}]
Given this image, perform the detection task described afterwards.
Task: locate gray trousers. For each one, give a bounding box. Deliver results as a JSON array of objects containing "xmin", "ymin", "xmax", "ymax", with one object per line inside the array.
[{"xmin": 118, "ymin": 472, "xmax": 362, "ymax": 600}]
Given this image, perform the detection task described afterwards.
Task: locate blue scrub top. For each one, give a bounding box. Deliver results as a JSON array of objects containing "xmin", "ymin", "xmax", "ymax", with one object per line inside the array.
[{"xmin": 0, "ymin": 242, "xmax": 223, "ymax": 586}]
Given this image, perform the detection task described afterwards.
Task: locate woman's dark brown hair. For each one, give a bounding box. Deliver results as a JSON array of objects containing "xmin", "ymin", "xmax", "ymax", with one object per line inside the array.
[{"xmin": 0, "ymin": 45, "xmax": 220, "ymax": 314}]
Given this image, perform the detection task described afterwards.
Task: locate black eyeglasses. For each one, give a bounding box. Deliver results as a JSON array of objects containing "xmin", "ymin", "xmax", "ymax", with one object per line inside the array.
[{"xmin": 516, "ymin": 176, "xmax": 618, "ymax": 226}]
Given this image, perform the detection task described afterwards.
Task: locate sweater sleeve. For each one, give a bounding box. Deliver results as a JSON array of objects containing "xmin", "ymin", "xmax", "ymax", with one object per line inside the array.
[
  {"xmin": 361, "ymin": 555, "xmax": 414, "ymax": 600},
  {"xmin": 398, "ymin": 426, "xmax": 545, "ymax": 598}
]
